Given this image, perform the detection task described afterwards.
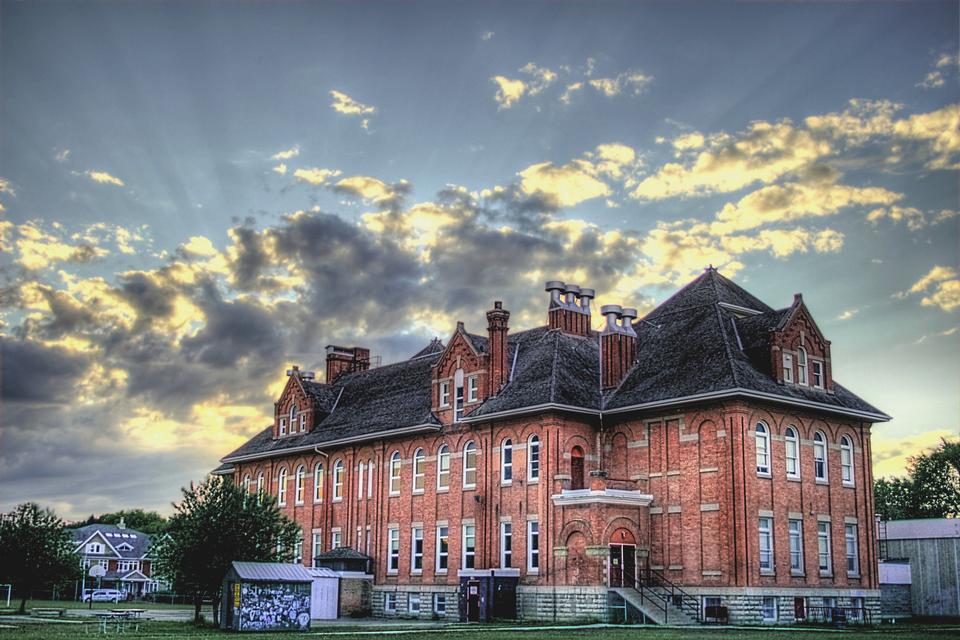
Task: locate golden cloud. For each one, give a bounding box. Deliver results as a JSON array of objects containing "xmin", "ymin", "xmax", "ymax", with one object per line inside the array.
[
  {"xmin": 518, "ymin": 159, "xmax": 610, "ymax": 207},
  {"xmin": 293, "ymin": 167, "xmax": 342, "ymax": 185},
  {"xmin": 330, "ymin": 90, "xmax": 376, "ymax": 116},
  {"xmin": 271, "ymin": 144, "xmax": 300, "ymax": 160},
  {"xmin": 85, "ymin": 170, "xmax": 125, "ymax": 187}
]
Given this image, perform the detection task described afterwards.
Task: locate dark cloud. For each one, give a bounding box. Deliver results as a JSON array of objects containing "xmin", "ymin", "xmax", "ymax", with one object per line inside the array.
[{"xmin": 0, "ymin": 336, "xmax": 92, "ymax": 403}]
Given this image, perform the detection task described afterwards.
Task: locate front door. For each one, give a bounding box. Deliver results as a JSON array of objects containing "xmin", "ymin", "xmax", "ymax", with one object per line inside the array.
[
  {"xmin": 466, "ymin": 580, "xmax": 481, "ymax": 622},
  {"xmin": 608, "ymin": 544, "xmax": 636, "ymax": 587}
]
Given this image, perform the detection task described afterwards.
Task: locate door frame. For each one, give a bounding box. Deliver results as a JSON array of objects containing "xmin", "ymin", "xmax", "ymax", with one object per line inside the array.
[{"xmin": 608, "ymin": 543, "xmax": 636, "ymax": 588}]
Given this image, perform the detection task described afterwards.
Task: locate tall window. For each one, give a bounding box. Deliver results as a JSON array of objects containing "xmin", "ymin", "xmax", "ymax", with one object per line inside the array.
[
  {"xmin": 501, "ymin": 439, "xmax": 513, "ymax": 484},
  {"xmin": 367, "ymin": 459, "xmax": 374, "ymax": 498},
  {"xmin": 413, "ymin": 448, "xmax": 426, "ymax": 493},
  {"xmin": 571, "ymin": 446, "xmax": 585, "ymax": 490},
  {"xmin": 439, "ymin": 381, "xmax": 450, "ymax": 407},
  {"xmin": 387, "ymin": 528, "xmax": 399, "ymax": 573},
  {"xmin": 462, "ymin": 524, "xmax": 476, "ymax": 569},
  {"xmin": 357, "ymin": 461, "xmax": 365, "ymax": 500},
  {"xmin": 762, "ymin": 596, "xmax": 778, "ymax": 622},
  {"xmin": 783, "ymin": 353, "xmax": 794, "ymax": 383},
  {"xmin": 389, "ymin": 451, "xmax": 402, "ymax": 495},
  {"xmin": 785, "ymin": 427, "xmax": 800, "ymax": 479},
  {"xmin": 294, "ymin": 465, "xmax": 305, "ymax": 504},
  {"xmin": 755, "ymin": 423, "xmax": 770, "ymax": 475},
  {"xmin": 437, "ymin": 445, "xmax": 450, "ymax": 490},
  {"xmin": 331, "ymin": 529, "xmax": 341, "ymax": 549},
  {"xmin": 817, "ymin": 522, "xmax": 832, "ymax": 575},
  {"xmin": 528, "ymin": 435, "xmax": 540, "ymax": 481},
  {"xmin": 758, "ymin": 517, "xmax": 773, "ymax": 571},
  {"xmin": 500, "ymin": 522, "xmax": 512, "ymax": 568},
  {"xmin": 812, "ymin": 360, "xmax": 824, "ymax": 388},
  {"xmin": 256, "ymin": 472, "xmax": 264, "ymax": 499},
  {"xmin": 845, "ymin": 524, "xmax": 859, "ymax": 575},
  {"xmin": 277, "ymin": 467, "xmax": 287, "ymax": 505},
  {"xmin": 527, "ymin": 520, "xmax": 540, "ymax": 571},
  {"xmin": 242, "ymin": 475, "xmax": 251, "ymax": 493},
  {"xmin": 797, "ymin": 347, "xmax": 808, "ymax": 386},
  {"xmin": 463, "ymin": 441, "xmax": 477, "ymax": 488},
  {"xmin": 312, "ymin": 531, "xmax": 322, "ymax": 565},
  {"xmin": 436, "ymin": 526, "xmax": 449, "ymax": 573},
  {"xmin": 279, "ymin": 417, "xmax": 287, "ymax": 436},
  {"xmin": 293, "ymin": 531, "xmax": 303, "ymax": 564},
  {"xmin": 454, "ymin": 369, "xmax": 465, "ymax": 422},
  {"xmin": 411, "ymin": 527, "xmax": 424, "ymax": 574},
  {"xmin": 300, "ymin": 412, "xmax": 306, "ymax": 432},
  {"xmin": 840, "ymin": 436, "xmax": 854, "ymax": 485},
  {"xmin": 289, "ymin": 404, "xmax": 297, "ymax": 429},
  {"xmin": 313, "ymin": 463, "xmax": 324, "ymax": 502},
  {"xmin": 814, "ymin": 432, "xmax": 828, "ymax": 481},
  {"xmin": 467, "ymin": 376, "xmax": 479, "ymax": 402},
  {"xmin": 333, "ymin": 459, "xmax": 344, "ymax": 501},
  {"xmin": 789, "ymin": 519, "xmax": 804, "ymax": 573}
]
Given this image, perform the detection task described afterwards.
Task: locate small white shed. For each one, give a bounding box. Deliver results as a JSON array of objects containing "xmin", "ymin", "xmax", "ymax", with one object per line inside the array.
[{"xmin": 307, "ymin": 567, "xmax": 339, "ymax": 620}]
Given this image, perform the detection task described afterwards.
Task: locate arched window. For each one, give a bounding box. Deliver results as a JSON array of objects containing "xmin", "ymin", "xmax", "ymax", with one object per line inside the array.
[
  {"xmin": 454, "ymin": 369, "xmax": 465, "ymax": 422},
  {"xmin": 242, "ymin": 475, "xmax": 251, "ymax": 493},
  {"xmin": 463, "ymin": 441, "xmax": 477, "ymax": 488},
  {"xmin": 357, "ymin": 461, "xmax": 365, "ymax": 500},
  {"xmin": 527, "ymin": 435, "xmax": 540, "ymax": 481},
  {"xmin": 570, "ymin": 446, "xmax": 585, "ymax": 490},
  {"xmin": 501, "ymin": 438, "xmax": 513, "ymax": 484},
  {"xmin": 256, "ymin": 472, "xmax": 264, "ymax": 499},
  {"xmin": 313, "ymin": 462, "xmax": 324, "ymax": 502},
  {"xmin": 785, "ymin": 426, "xmax": 800, "ymax": 479},
  {"xmin": 782, "ymin": 353, "xmax": 794, "ymax": 383},
  {"xmin": 294, "ymin": 465, "xmax": 305, "ymax": 504},
  {"xmin": 814, "ymin": 431, "xmax": 828, "ymax": 481},
  {"xmin": 797, "ymin": 347, "xmax": 808, "ymax": 386},
  {"xmin": 367, "ymin": 459, "xmax": 374, "ymax": 498},
  {"xmin": 389, "ymin": 451, "xmax": 402, "ymax": 495},
  {"xmin": 333, "ymin": 459, "xmax": 344, "ymax": 500},
  {"xmin": 277, "ymin": 467, "xmax": 288, "ymax": 505},
  {"xmin": 290, "ymin": 404, "xmax": 297, "ymax": 427},
  {"xmin": 437, "ymin": 445, "xmax": 450, "ymax": 490},
  {"xmin": 755, "ymin": 423, "xmax": 770, "ymax": 475},
  {"xmin": 840, "ymin": 435, "xmax": 854, "ymax": 485},
  {"xmin": 413, "ymin": 448, "xmax": 426, "ymax": 493}
]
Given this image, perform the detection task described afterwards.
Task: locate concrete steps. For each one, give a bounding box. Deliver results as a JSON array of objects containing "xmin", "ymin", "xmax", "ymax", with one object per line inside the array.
[{"xmin": 609, "ymin": 588, "xmax": 698, "ymax": 626}]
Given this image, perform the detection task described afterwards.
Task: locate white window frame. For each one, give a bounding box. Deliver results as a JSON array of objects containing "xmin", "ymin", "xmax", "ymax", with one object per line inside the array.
[
  {"xmin": 783, "ymin": 353, "xmax": 794, "ymax": 383},
  {"xmin": 300, "ymin": 412, "xmax": 306, "ymax": 432},
  {"xmin": 840, "ymin": 436, "xmax": 854, "ymax": 486},
  {"xmin": 755, "ymin": 422, "xmax": 771, "ymax": 475},
  {"xmin": 294, "ymin": 465, "xmax": 305, "ymax": 504},
  {"xmin": 387, "ymin": 528, "xmax": 400, "ymax": 574},
  {"xmin": 367, "ymin": 459, "xmax": 374, "ymax": 498},
  {"xmin": 293, "ymin": 532, "xmax": 303, "ymax": 564},
  {"xmin": 789, "ymin": 519, "xmax": 804, "ymax": 574},
  {"xmin": 500, "ymin": 521, "xmax": 512, "ymax": 568},
  {"xmin": 761, "ymin": 596, "xmax": 778, "ymax": 622},
  {"xmin": 331, "ymin": 530, "xmax": 341, "ymax": 550},
  {"xmin": 411, "ymin": 527, "xmax": 424, "ymax": 574},
  {"xmin": 845, "ymin": 524, "xmax": 859, "ymax": 576},
  {"xmin": 277, "ymin": 467, "xmax": 288, "ymax": 505},
  {"xmin": 817, "ymin": 522, "xmax": 832, "ymax": 576},
  {"xmin": 501, "ymin": 438, "xmax": 513, "ymax": 484},
  {"xmin": 797, "ymin": 347, "xmax": 808, "ymax": 386},
  {"xmin": 434, "ymin": 594, "xmax": 447, "ymax": 617},
  {"xmin": 256, "ymin": 472, "xmax": 264, "ymax": 498},
  {"xmin": 87, "ymin": 542, "xmax": 103, "ymax": 554},
  {"xmin": 437, "ymin": 445, "xmax": 450, "ymax": 490},
  {"xmin": 279, "ymin": 417, "xmax": 287, "ymax": 435},
  {"xmin": 812, "ymin": 360, "xmax": 824, "ymax": 388},
  {"xmin": 462, "ymin": 524, "xmax": 476, "ymax": 569},
  {"xmin": 312, "ymin": 531, "xmax": 322, "ymax": 565},
  {"xmin": 409, "ymin": 593, "xmax": 421, "ymax": 614},
  {"xmin": 436, "ymin": 526, "xmax": 449, "ymax": 573},
  {"xmin": 313, "ymin": 463, "xmax": 324, "ymax": 502},
  {"xmin": 527, "ymin": 520, "xmax": 540, "ymax": 572},
  {"xmin": 332, "ymin": 459, "xmax": 344, "ymax": 501},
  {"xmin": 242, "ymin": 475, "xmax": 251, "ymax": 493},
  {"xmin": 467, "ymin": 375, "xmax": 478, "ymax": 402},
  {"xmin": 527, "ymin": 435, "xmax": 540, "ymax": 481},
  {"xmin": 439, "ymin": 381, "xmax": 450, "ymax": 408},
  {"xmin": 814, "ymin": 431, "xmax": 828, "ymax": 482},
  {"xmin": 357, "ymin": 461, "xmax": 365, "ymax": 500},
  {"xmin": 389, "ymin": 451, "xmax": 402, "ymax": 495},
  {"xmin": 758, "ymin": 517, "xmax": 774, "ymax": 572},
  {"xmin": 412, "ymin": 448, "xmax": 426, "ymax": 493},
  {"xmin": 454, "ymin": 369, "xmax": 464, "ymax": 422},
  {"xmin": 463, "ymin": 441, "xmax": 477, "ymax": 489},
  {"xmin": 384, "ymin": 592, "xmax": 397, "ymax": 614},
  {"xmin": 785, "ymin": 426, "xmax": 800, "ymax": 479}
]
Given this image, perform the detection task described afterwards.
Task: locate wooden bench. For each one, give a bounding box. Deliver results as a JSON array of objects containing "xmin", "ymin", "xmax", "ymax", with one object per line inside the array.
[{"xmin": 31, "ymin": 607, "xmax": 67, "ymax": 618}]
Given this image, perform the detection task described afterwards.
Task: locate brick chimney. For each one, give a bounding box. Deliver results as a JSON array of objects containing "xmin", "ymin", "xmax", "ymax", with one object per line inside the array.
[
  {"xmin": 325, "ymin": 345, "xmax": 371, "ymax": 383},
  {"xmin": 486, "ymin": 301, "xmax": 510, "ymax": 395},
  {"xmin": 601, "ymin": 305, "xmax": 638, "ymax": 388},
  {"xmin": 545, "ymin": 281, "xmax": 593, "ymax": 337}
]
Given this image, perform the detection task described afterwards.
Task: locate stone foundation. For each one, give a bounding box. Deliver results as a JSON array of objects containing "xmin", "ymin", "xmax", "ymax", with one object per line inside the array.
[
  {"xmin": 678, "ymin": 586, "xmax": 881, "ymax": 625},
  {"xmin": 371, "ymin": 585, "xmax": 459, "ymax": 620},
  {"xmin": 517, "ymin": 586, "xmax": 608, "ymax": 622}
]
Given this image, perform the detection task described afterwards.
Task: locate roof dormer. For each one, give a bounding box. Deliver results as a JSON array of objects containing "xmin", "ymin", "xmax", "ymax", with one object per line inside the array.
[
  {"xmin": 432, "ymin": 320, "xmax": 491, "ymax": 424},
  {"xmin": 770, "ymin": 294, "xmax": 833, "ymax": 392}
]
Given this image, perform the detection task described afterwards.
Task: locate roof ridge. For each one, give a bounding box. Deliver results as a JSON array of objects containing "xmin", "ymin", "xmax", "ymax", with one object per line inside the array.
[
  {"xmin": 548, "ymin": 331, "xmax": 561, "ymax": 403},
  {"xmin": 714, "ymin": 303, "xmax": 741, "ymax": 388}
]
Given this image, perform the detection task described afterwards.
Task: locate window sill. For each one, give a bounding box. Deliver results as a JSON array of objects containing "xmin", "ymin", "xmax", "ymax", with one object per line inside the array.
[
  {"xmin": 502, "ymin": 480, "xmax": 512, "ymax": 487},
  {"xmin": 527, "ymin": 568, "xmax": 539, "ymax": 575},
  {"xmin": 815, "ymin": 479, "xmax": 829, "ymax": 485},
  {"xmin": 436, "ymin": 569, "xmax": 448, "ymax": 575},
  {"xmin": 463, "ymin": 485, "xmax": 476, "ymax": 491},
  {"xmin": 760, "ymin": 569, "xmax": 775, "ymax": 576},
  {"xmin": 791, "ymin": 570, "xmax": 805, "ymax": 577},
  {"xmin": 437, "ymin": 487, "xmax": 449, "ymax": 493},
  {"xmin": 411, "ymin": 570, "xmax": 422, "ymax": 575},
  {"xmin": 848, "ymin": 572, "xmax": 861, "ymax": 579},
  {"xmin": 842, "ymin": 482, "xmax": 855, "ymax": 488},
  {"xmin": 295, "ymin": 501, "xmax": 304, "ymax": 506},
  {"xmin": 527, "ymin": 478, "xmax": 540, "ymax": 484},
  {"xmin": 819, "ymin": 571, "xmax": 833, "ymax": 577},
  {"xmin": 332, "ymin": 498, "xmax": 343, "ymax": 503},
  {"xmin": 787, "ymin": 476, "xmax": 801, "ymax": 483},
  {"xmin": 387, "ymin": 570, "xmax": 398, "ymax": 576},
  {"xmin": 389, "ymin": 492, "xmax": 400, "ymax": 498},
  {"xmin": 757, "ymin": 471, "xmax": 771, "ymax": 478},
  {"xmin": 412, "ymin": 490, "xmax": 424, "ymax": 495}
]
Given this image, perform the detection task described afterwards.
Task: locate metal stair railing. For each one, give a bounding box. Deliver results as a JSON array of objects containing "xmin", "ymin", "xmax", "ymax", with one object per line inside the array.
[
  {"xmin": 638, "ymin": 568, "xmax": 702, "ymax": 622},
  {"xmin": 627, "ymin": 573, "xmax": 669, "ymax": 623}
]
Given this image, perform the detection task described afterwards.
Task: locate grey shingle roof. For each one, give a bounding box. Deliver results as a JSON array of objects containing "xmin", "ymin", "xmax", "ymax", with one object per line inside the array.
[
  {"xmin": 221, "ymin": 270, "xmax": 887, "ymax": 464},
  {"xmin": 71, "ymin": 524, "xmax": 154, "ymax": 559}
]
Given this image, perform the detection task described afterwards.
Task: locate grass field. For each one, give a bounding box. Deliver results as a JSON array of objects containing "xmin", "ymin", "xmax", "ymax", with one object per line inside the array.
[
  {"xmin": 0, "ymin": 620, "xmax": 959, "ymax": 640},
  {"xmin": 3, "ymin": 598, "xmax": 193, "ymax": 611}
]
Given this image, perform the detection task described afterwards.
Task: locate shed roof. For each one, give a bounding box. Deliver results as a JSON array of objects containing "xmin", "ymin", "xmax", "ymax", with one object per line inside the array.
[
  {"xmin": 883, "ymin": 518, "xmax": 960, "ymax": 540},
  {"xmin": 229, "ymin": 561, "xmax": 314, "ymax": 582}
]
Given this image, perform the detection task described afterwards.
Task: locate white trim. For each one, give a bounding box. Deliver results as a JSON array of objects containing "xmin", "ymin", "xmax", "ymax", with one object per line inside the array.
[
  {"xmin": 551, "ymin": 488, "xmax": 654, "ymax": 507},
  {"xmin": 718, "ymin": 302, "xmax": 764, "ymax": 316}
]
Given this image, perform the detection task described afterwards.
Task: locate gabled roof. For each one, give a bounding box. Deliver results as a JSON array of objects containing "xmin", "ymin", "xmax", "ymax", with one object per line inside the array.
[
  {"xmin": 71, "ymin": 525, "xmax": 154, "ymax": 559},
  {"xmin": 646, "ymin": 267, "xmax": 773, "ymax": 320}
]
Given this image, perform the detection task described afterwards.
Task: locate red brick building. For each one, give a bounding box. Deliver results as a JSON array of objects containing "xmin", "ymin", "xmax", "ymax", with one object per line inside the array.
[{"xmin": 215, "ymin": 269, "xmax": 888, "ymax": 624}]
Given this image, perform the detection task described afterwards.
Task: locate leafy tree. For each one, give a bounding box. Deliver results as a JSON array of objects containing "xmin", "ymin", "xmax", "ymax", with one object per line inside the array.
[
  {"xmin": 72, "ymin": 509, "xmax": 169, "ymax": 535},
  {"xmin": 875, "ymin": 437, "xmax": 960, "ymax": 520},
  {"xmin": 0, "ymin": 503, "xmax": 79, "ymax": 613},
  {"xmin": 153, "ymin": 477, "xmax": 300, "ymax": 625}
]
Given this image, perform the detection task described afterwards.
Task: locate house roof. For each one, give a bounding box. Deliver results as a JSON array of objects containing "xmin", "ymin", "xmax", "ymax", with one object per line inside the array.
[
  {"xmin": 221, "ymin": 269, "xmax": 887, "ymax": 465},
  {"xmin": 883, "ymin": 518, "xmax": 960, "ymax": 540},
  {"xmin": 71, "ymin": 524, "xmax": 154, "ymax": 559},
  {"xmin": 229, "ymin": 561, "xmax": 315, "ymax": 582},
  {"xmin": 313, "ymin": 547, "xmax": 371, "ymax": 561}
]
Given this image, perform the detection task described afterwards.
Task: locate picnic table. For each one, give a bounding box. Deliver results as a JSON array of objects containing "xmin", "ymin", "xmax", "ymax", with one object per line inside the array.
[
  {"xmin": 89, "ymin": 610, "xmax": 144, "ymax": 634},
  {"xmin": 31, "ymin": 607, "xmax": 67, "ymax": 618}
]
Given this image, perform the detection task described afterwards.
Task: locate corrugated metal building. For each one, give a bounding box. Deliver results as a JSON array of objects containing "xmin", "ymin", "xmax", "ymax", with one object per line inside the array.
[
  {"xmin": 882, "ymin": 518, "xmax": 960, "ymax": 618},
  {"xmin": 221, "ymin": 562, "xmax": 314, "ymax": 632}
]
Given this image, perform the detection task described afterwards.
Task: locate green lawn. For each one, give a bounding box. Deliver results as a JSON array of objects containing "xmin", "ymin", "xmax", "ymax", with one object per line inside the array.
[
  {"xmin": 2, "ymin": 598, "xmax": 194, "ymax": 611},
  {"xmin": 0, "ymin": 620, "xmax": 959, "ymax": 640}
]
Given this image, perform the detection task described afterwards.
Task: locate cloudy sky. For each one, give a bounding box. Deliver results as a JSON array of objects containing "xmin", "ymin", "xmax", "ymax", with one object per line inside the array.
[{"xmin": 1, "ymin": 1, "xmax": 957, "ymax": 520}]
